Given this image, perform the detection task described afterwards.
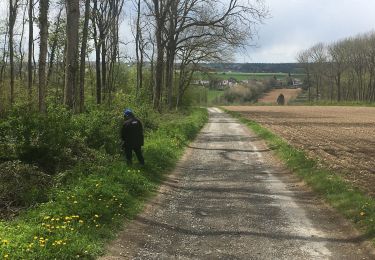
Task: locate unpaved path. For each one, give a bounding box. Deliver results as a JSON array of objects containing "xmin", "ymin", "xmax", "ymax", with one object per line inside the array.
[
  {"xmin": 101, "ymin": 108, "xmax": 374, "ymax": 260},
  {"xmin": 257, "ymin": 88, "xmax": 302, "ymax": 104}
]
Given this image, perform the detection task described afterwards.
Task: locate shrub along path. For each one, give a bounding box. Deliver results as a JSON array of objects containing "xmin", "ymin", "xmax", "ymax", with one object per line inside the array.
[{"xmin": 101, "ymin": 108, "xmax": 374, "ymax": 259}]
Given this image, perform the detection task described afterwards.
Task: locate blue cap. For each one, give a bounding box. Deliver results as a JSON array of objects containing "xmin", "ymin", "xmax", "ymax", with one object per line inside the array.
[{"xmin": 124, "ymin": 108, "xmax": 133, "ymax": 117}]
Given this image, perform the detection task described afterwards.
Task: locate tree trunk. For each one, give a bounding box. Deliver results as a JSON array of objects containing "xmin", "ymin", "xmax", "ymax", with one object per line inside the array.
[
  {"xmin": 64, "ymin": 0, "xmax": 80, "ymax": 110},
  {"xmin": 92, "ymin": 13, "xmax": 102, "ymax": 104},
  {"xmin": 18, "ymin": 1, "xmax": 27, "ymax": 81},
  {"xmin": 38, "ymin": 0, "xmax": 49, "ymax": 112},
  {"xmin": 47, "ymin": 6, "xmax": 63, "ymax": 85},
  {"xmin": 28, "ymin": 0, "xmax": 33, "ymax": 100},
  {"xmin": 9, "ymin": 0, "xmax": 18, "ymax": 106},
  {"xmin": 79, "ymin": 0, "xmax": 90, "ymax": 112},
  {"xmin": 100, "ymin": 28, "xmax": 107, "ymax": 102}
]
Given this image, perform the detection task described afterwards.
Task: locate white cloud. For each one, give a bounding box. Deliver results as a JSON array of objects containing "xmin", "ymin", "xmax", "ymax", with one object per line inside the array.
[{"xmin": 246, "ymin": 0, "xmax": 375, "ymax": 62}]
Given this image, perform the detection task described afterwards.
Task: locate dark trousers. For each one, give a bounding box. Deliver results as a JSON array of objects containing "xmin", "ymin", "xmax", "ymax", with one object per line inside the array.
[{"xmin": 124, "ymin": 146, "xmax": 144, "ymax": 165}]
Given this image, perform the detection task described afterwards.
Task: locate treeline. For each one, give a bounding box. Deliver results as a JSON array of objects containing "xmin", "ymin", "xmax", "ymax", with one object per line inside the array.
[
  {"xmin": 0, "ymin": 0, "xmax": 268, "ymax": 114},
  {"xmin": 298, "ymin": 31, "xmax": 375, "ymax": 102}
]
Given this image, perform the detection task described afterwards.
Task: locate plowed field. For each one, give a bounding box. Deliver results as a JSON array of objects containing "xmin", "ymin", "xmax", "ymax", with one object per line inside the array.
[
  {"xmin": 258, "ymin": 88, "xmax": 302, "ymax": 104},
  {"xmin": 224, "ymin": 106, "xmax": 375, "ymax": 196}
]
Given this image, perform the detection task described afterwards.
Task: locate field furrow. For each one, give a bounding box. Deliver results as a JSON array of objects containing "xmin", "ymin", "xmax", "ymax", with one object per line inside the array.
[{"xmin": 225, "ymin": 106, "xmax": 375, "ymax": 196}]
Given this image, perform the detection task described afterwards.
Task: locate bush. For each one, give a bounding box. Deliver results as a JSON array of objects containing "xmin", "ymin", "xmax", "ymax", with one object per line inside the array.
[{"xmin": 0, "ymin": 161, "xmax": 52, "ymax": 209}]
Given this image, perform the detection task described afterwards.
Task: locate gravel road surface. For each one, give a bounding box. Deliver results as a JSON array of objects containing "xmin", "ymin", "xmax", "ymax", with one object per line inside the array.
[{"xmin": 101, "ymin": 108, "xmax": 374, "ymax": 260}]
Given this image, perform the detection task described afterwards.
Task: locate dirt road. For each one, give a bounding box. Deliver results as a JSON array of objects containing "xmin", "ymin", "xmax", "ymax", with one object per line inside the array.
[
  {"xmin": 101, "ymin": 108, "xmax": 374, "ymax": 259},
  {"xmin": 257, "ymin": 88, "xmax": 302, "ymax": 104}
]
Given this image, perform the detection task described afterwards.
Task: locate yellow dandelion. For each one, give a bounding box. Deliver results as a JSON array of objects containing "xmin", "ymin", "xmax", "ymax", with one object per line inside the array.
[{"xmin": 4, "ymin": 254, "xmax": 9, "ymax": 258}]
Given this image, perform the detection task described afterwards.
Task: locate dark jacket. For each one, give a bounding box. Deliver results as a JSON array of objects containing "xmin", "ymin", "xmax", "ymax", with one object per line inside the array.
[{"xmin": 121, "ymin": 117, "xmax": 144, "ymax": 148}]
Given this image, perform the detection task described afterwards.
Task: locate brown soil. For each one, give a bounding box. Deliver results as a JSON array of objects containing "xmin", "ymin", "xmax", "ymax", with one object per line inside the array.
[
  {"xmin": 224, "ymin": 106, "xmax": 375, "ymax": 197},
  {"xmin": 258, "ymin": 88, "xmax": 302, "ymax": 104}
]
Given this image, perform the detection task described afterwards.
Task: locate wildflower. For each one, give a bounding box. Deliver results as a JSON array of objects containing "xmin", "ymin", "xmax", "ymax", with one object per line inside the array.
[
  {"xmin": 43, "ymin": 216, "xmax": 51, "ymax": 220},
  {"xmin": 94, "ymin": 214, "xmax": 99, "ymax": 218},
  {"xmin": 79, "ymin": 220, "xmax": 84, "ymax": 224},
  {"xmin": 73, "ymin": 201, "xmax": 78, "ymax": 204},
  {"xmin": 2, "ymin": 239, "xmax": 9, "ymax": 245},
  {"xmin": 4, "ymin": 254, "xmax": 9, "ymax": 258},
  {"xmin": 96, "ymin": 184, "xmax": 100, "ymax": 187},
  {"xmin": 360, "ymin": 212, "xmax": 365, "ymax": 216}
]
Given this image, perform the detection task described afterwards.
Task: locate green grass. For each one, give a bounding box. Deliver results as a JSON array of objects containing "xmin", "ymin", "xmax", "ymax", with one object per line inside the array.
[
  {"xmin": 207, "ymin": 90, "xmax": 224, "ymax": 105},
  {"xmin": 224, "ymin": 109, "xmax": 375, "ymax": 244},
  {"xmin": 0, "ymin": 108, "xmax": 208, "ymax": 259}
]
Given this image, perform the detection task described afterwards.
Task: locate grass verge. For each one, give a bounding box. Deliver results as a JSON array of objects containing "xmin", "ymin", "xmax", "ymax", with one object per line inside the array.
[
  {"xmin": 224, "ymin": 109, "xmax": 375, "ymax": 244},
  {"xmin": 0, "ymin": 108, "xmax": 208, "ymax": 259}
]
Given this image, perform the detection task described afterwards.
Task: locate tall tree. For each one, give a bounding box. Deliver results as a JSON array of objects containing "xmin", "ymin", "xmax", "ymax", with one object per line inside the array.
[
  {"xmin": 47, "ymin": 6, "xmax": 63, "ymax": 85},
  {"xmin": 28, "ymin": 0, "xmax": 33, "ymax": 99},
  {"xmin": 64, "ymin": 0, "xmax": 80, "ymax": 110},
  {"xmin": 79, "ymin": 0, "xmax": 91, "ymax": 112},
  {"xmin": 38, "ymin": 0, "xmax": 49, "ymax": 112},
  {"xmin": 9, "ymin": 0, "xmax": 20, "ymax": 106}
]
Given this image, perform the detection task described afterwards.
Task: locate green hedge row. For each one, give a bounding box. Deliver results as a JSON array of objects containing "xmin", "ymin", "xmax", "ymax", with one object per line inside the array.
[{"xmin": 0, "ymin": 107, "xmax": 208, "ymax": 259}]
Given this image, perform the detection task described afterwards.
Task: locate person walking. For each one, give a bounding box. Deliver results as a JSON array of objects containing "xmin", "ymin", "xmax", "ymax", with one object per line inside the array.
[
  {"xmin": 121, "ymin": 108, "xmax": 145, "ymax": 166},
  {"xmin": 277, "ymin": 93, "xmax": 285, "ymax": 105}
]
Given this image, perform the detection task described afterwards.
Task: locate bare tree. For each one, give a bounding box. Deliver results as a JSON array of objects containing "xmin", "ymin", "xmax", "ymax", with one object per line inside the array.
[
  {"xmin": 309, "ymin": 43, "xmax": 327, "ymax": 100},
  {"xmin": 38, "ymin": 0, "xmax": 49, "ymax": 112},
  {"xmin": 27, "ymin": 0, "xmax": 33, "ymax": 99},
  {"xmin": 79, "ymin": 0, "xmax": 91, "ymax": 112},
  {"xmin": 64, "ymin": 0, "xmax": 80, "ymax": 110},
  {"xmin": 144, "ymin": 0, "xmax": 267, "ymax": 110},
  {"xmin": 297, "ymin": 49, "xmax": 312, "ymax": 102},
  {"xmin": 9, "ymin": 0, "xmax": 20, "ymax": 106}
]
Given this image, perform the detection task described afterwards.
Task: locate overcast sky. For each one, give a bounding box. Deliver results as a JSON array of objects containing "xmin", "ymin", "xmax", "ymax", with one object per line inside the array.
[
  {"xmin": 241, "ymin": 0, "xmax": 375, "ymax": 63},
  {"xmin": 1, "ymin": 0, "xmax": 375, "ymax": 63}
]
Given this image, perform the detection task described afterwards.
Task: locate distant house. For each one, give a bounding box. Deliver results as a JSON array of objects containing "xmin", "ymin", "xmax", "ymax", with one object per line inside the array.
[
  {"xmin": 292, "ymin": 79, "xmax": 303, "ymax": 86},
  {"xmin": 192, "ymin": 80, "xmax": 210, "ymax": 86}
]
